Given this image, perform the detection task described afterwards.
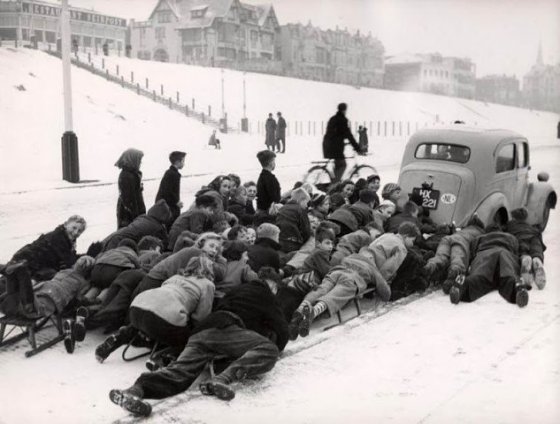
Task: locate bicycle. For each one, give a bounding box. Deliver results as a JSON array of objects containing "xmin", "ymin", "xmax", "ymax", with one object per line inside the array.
[{"xmin": 303, "ymin": 153, "xmax": 378, "ymax": 192}]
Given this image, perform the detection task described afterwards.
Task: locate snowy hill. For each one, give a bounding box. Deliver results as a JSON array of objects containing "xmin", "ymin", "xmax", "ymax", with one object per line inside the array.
[{"xmin": 84, "ymin": 51, "xmax": 559, "ymax": 140}]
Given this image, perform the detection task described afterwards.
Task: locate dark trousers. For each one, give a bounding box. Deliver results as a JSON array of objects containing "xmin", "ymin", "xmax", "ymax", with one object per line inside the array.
[
  {"xmin": 333, "ymin": 158, "xmax": 347, "ymax": 183},
  {"xmin": 463, "ymin": 275, "xmax": 517, "ymax": 304},
  {"xmin": 87, "ymin": 269, "xmax": 146, "ymax": 330},
  {"xmin": 129, "ymin": 306, "xmax": 190, "ymax": 347},
  {"xmin": 91, "ymin": 264, "xmax": 126, "ymax": 290},
  {"xmin": 276, "ymin": 286, "xmax": 306, "ymax": 321},
  {"xmin": 276, "ymin": 137, "xmax": 285, "ymax": 153},
  {"xmin": 135, "ymin": 325, "xmax": 279, "ymax": 399}
]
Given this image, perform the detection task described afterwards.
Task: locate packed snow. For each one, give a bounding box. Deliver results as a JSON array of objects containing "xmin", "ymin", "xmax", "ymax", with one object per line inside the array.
[{"xmin": 0, "ymin": 45, "xmax": 559, "ymax": 424}]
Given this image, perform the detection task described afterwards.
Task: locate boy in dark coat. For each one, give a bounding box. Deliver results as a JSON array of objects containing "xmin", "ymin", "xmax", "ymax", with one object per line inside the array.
[
  {"xmin": 101, "ymin": 200, "xmax": 172, "ymax": 252},
  {"xmin": 347, "ymin": 189, "xmax": 376, "ymax": 228},
  {"xmin": 247, "ymin": 223, "xmax": 281, "ymax": 273},
  {"xmin": 506, "ymin": 207, "xmax": 547, "ymax": 289},
  {"xmin": 449, "ymin": 226, "xmax": 530, "ymax": 307},
  {"xmin": 385, "ymin": 201, "xmax": 421, "ymax": 234},
  {"xmin": 109, "ymin": 267, "xmax": 288, "ymax": 417},
  {"xmin": 277, "ymin": 188, "xmax": 312, "ymax": 253},
  {"xmin": 155, "ymin": 151, "xmax": 186, "ymax": 226},
  {"xmin": 322, "ymin": 103, "xmax": 362, "ymax": 182},
  {"xmin": 168, "ymin": 195, "xmax": 216, "ymax": 250},
  {"xmin": 115, "ymin": 149, "xmax": 146, "ymax": 229},
  {"xmin": 255, "ymin": 150, "xmax": 281, "ymax": 225},
  {"xmin": 7, "ymin": 215, "xmax": 86, "ymax": 282}
]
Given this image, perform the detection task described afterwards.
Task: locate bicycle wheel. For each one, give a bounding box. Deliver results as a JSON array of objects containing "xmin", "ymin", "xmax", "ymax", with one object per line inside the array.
[
  {"xmin": 304, "ymin": 165, "xmax": 333, "ymax": 191},
  {"xmin": 349, "ymin": 165, "xmax": 378, "ymax": 180}
]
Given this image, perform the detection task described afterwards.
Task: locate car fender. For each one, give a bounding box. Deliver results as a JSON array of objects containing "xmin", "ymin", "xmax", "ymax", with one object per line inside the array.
[
  {"xmin": 470, "ymin": 192, "xmax": 510, "ymax": 227},
  {"xmin": 525, "ymin": 182, "xmax": 557, "ymax": 225}
]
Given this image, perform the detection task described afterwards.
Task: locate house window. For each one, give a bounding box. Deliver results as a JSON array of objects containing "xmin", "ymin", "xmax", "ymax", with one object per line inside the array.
[
  {"xmin": 191, "ymin": 7, "xmax": 208, "ymax": 18},
  {"xmin": 155, "ymin": 27, "xmax": 166, "ymax": 40},
  {"xmin": 496, "ymin": 144, "xmax": 515, "ymax": 173},
  {"xmin": 157, "ymin": 11, "xmax": 172, "ymax": 23},
  {"xmin": 250, "ymin": 30, "xmax": 258, "ymax": 47}
]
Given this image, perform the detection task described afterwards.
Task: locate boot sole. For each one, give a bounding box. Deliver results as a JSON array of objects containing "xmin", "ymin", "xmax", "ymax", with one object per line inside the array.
[
  {"xmin": 109, "ymin": 389, "xmax": 152, "ymax": 417},
  {"xmin": 74, "ymin": 307, "xmax": 89, "ymax": 342},
  {"xmin": 534, "ymin": 268, "xmax": 546, "ymax": 290},
  {"xmin": 298, "ymin": 305, "xmax": 312, "ymax": 338},
  {"xmin": 199, "ymin": 381, "xmax": 235, "ymax": 401},
  {"xmin": 449, "ymin": 287, "xmax": 461, "ymax": 305},
  {"xmin": 516, "ymin": 289, "xmax": 529, "ymax": 308},
  {"xmin": 288, "ymin": 311, "xmax": 303, "ymax": 341},
  {"xmin": 63, "ymin": 320, "xmax": 75, "ymax": 354}
]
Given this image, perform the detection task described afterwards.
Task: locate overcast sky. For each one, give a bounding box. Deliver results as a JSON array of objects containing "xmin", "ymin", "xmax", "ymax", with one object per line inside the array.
[{"xmin": 68, "ymin": 0, "xmax": 559, "ymax": 78}]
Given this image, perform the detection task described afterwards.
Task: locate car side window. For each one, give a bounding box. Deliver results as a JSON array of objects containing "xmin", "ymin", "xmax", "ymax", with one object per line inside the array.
[
  {"xmin": 496, "ymin": 143, "xmax": 515, "ymax": 173},
  {"xmin": 517, "ymin": 142, "xmax": 529, "ymax": 168}
]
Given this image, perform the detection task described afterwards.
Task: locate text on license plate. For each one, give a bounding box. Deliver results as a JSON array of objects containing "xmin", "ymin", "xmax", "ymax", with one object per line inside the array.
[{"xmin": 412, "ymin": 188, "xmax": 440, "ymax": 210}]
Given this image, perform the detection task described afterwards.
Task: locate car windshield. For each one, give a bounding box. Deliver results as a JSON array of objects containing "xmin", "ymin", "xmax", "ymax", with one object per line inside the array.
[{"xmin": 415, "ymin": 143, "xmax": 470, "ymax": 163}]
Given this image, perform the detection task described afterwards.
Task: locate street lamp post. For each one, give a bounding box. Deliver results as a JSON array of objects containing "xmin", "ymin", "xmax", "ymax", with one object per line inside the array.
[
  {"xmin": 60, "ymin": 0, "xmax": 79, "ymax": 182},
  {"xmin": 241, "ymin": 71, "xmax": 249, "ymax": 132}
]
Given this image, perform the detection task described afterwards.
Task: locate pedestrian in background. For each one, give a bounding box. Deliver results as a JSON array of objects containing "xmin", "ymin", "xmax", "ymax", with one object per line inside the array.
[
  {"xmin": 276, "ymin": 112, "xmax": 287, "ymax": 153},
  {"xmin": 265, "ymin": 113, "xmax": 277, "ymax": 152}
]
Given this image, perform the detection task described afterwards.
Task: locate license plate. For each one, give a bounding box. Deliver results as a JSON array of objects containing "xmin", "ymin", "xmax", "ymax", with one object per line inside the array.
[{"xmin": 412, "ymin": 187, "xmax": 440, "ymax": 210}]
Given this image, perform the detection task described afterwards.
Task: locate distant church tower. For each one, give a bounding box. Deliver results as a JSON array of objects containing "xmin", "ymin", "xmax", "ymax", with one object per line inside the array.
[{"xmin": 536, "ymin": 40, "xmax": 544, "ymax": 66}]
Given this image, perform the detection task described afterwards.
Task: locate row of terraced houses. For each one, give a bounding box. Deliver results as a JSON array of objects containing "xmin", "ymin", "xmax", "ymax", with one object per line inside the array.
[{"xmin": 0, "ymin": 0, "xmax": 558, "ymax": 112}]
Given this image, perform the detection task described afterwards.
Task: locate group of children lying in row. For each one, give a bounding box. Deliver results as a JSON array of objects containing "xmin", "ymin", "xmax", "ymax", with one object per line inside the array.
[{"xmin": 0, "ymin": 149, "xmax": 548, "ymax": 417}]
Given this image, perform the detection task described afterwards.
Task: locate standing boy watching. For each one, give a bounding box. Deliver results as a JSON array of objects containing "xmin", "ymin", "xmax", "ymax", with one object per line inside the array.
[
  {"xmin": 255, "ymin": 150, "xmax": 281, "ymax": 225},
  {"xmin": 156, "ymin": 151, "xmax": 186, "ymax": 226}
]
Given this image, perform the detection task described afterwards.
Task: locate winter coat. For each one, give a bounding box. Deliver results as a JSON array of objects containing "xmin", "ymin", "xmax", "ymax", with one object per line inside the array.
[
  {"xmin": 276, "ymin": 201, "xmax": 312, "ymax": 253},
  {"xmin": 12, "ymin": 225, "xmax": 78, "ymax": 280},
  {"xmin": 368, "ymin": 233, "xmax": 408, "ymax": 281},
  {"xmin": 148, "ymin": 247, "xmax": 227, "ymax": 283},
  {"xmin": 138, "ymin": 250, "xmax": 162, "ymax": 272},
  {"xmin": 168, "ymin": 209, "xmax": 213, "ymax": 250},
  {"xmin": 227, "ymin": 199, "xmax": 254, "ymax": 226},
  {"xmin": 286, "ymin": 236, "xmax": 316, "ymax": 269},
  {"xmin": 371, "ymin": 210, "xmax": 386, "ymax": 233},
  {"xmin": 94, "ymin": 246, "xmax": 140, "ymax": 269},
  {"xmin": 468, "ymin": 232, "xmax": 520, "ymax": 280},
  {"xmin": 385, "ymin": 213, "xmax": 421, "ymax": 234},
  {"xmin": 265, "ymin": 118, "xmax": 277, "ymax": 146},
  {"xmin": 505, "ymin": 220, "xmax": 546, "ymax": 261},
  {"xmin": 322, "ymin": 111, "xmax": 360, "ymax": 159},
  {"xmin": 116, "ymin": 160, "xmax": 146, "ymax": 229},
  {"xmin": 131, "ymin": 275, "xmax": 215, "ymax": 327},
  {"xmin": 155, "ymin": 166, "xmax": 182, "ymax": 221},
  {"xmin": 347, "ymin": 201, "xmax": 375, "ymax": 228},
  {"xmin": 247, "ymin": 238, "xmax": 281, "ymax": 272},
  {"xmin": 256, "ymin": 169, "xmax": 281, "ymax": 211},
  {"xmin": 193, "ymin": 279, "xmax": 289, "ymax": 351},
  {"xmin": 300, "ymin": 248, "xmax": 332, "ymax": 280},
  {"xmin": 427, "ymin": 225, "xmax": 483, "ymax": 270},
  {"xmin": 358, "ymin": 128, "xmax": 369, "ymax": 151},
  {"xmin": 102, "ymin": 200, "xmax": 171, "ymax": 252},
  {"xmin": 35, "ymin": 269, "xmax": 89, "ymax": 313},
  {"xmin": 330, "ymin": 229, "xmax": 373, "ymax": 266},
  {"xmin": 276, "ymin": 117, "xmax": 287, "ymax": 139},
  {"xmin": 215, "ymin": 260, "xmax": 259, "ymax": 295},
  {"xmin": 339, "ymin": 253, "xmax": 378, "ymax": 287},
  {"xmin": 328, "ymin": 207, "xmax": 359, "ymax": 235}
]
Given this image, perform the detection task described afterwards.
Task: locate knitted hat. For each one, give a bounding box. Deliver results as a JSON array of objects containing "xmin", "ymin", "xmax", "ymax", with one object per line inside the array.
[
  {"xmin": 257, "ymin": 223, "xmax": 280, "ymax": 243},
  {"xmin": 398, "ymin": 222, "xmax": 420, "ymax": 238},
  {"xmin": 118, "ymin": 238, "xmax": 138, "ymax": 253},
  {"xmin": 382, "ymin": 183, "xmax": 401, "ymax": 200},
  {"xmin": 511, "ymin": 207, "xmax": 529, "ymax": 222},
  {"xmin": 359, "ymin": 189, "xmax": 377, "ymax": 204}
]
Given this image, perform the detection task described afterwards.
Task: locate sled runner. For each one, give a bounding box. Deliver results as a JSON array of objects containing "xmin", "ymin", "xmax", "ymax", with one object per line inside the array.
[{"xmin": 0, "ymin": 313, "xmax": 65, "ymax": 357}]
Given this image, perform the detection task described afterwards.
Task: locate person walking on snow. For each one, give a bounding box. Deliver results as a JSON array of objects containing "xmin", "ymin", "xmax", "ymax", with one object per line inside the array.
[
  {"xmin": 276, "ymin": 112, "xmax": 287, "ymax": 153},
  {"xmin": 322, "ymin": 103, "xmax": 364, "ymax": 183},
  {"xmin": 265, "ymin": 113, "xmax": 277, "ymax": 152}
]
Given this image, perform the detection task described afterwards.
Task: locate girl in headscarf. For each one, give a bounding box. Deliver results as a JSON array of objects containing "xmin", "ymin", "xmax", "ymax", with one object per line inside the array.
[{"xmin": 115, "ymin": 149, "xmax": 146, "ymax": 229}]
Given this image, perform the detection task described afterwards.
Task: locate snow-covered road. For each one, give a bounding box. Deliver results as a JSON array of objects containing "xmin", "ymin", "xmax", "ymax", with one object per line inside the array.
[{"xmin": 0, "ymin": 144, "xmax": 558, "ymax": 424}]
